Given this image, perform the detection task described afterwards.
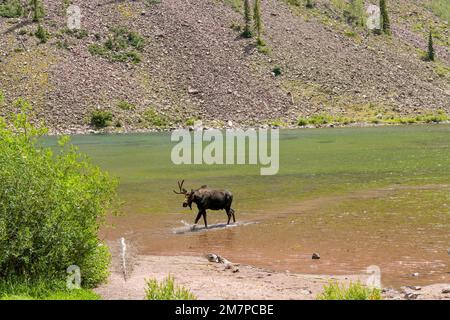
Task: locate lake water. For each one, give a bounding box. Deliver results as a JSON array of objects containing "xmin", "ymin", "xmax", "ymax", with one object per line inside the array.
[{"xmin": 47, "ymin": 125, "xmax": 450, "ymax": 287}]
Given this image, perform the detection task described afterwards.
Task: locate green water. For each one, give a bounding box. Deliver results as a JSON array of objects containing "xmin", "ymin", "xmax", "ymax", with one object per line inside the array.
[
  {"xmin": 46, "ymin": 124, "xmax": 450, "ymax": 216},
  {"xmin": 44, "ymin": 125, "xmax": 450, "ymax": 286}
]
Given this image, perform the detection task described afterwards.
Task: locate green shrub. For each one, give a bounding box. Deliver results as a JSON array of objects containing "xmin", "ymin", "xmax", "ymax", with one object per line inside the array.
[
  {"xmin": 297, "ymin": 117, "xmax": 308, "ymax": 126},
  {"xmin": 309, "ymin": 114, "xmax": 333, "ymax": 125},
  {"xmin": 0, "ymin": 0, "xmax": 23, "ymax": 18},
  {"xmin": 35, "ymin": 25, "xmax": 48, "ymax": 43},
  {"xmin": 185, "ymin": 117, "xmax": 198, "ymax": 126},
  {"xmin": 272, "ymin": 66, "xmax": 282, "ymax": 76},
  {"xmin": 0, "ymin": 90, "xmax": 5, "ymax": 104},
  {"xmin": 145, "ymin": 275, "xmax": 196, "ymax": 300},
  {"xmin": 90, "ymin": 110, "xmax": 113, "ymax": 128},
  {"xmin": 77, "ymin": 244, "xmax": 111, "ymax": 289},
  {"xmin": 144, "ymin": 107, "xmax": 169, "ymax": 127},
  {"xmin": 0, "ymin": 99, "xmax": 117, "ymax": 286},
  {"xmin": 118, "ymin": 100, "xmax": 136, "ymax": 111},
  {"xmin": 317, "ymin": 281, "xmax": 382, "ymax": 300},
  {"xmin": 88, "ymin": 27, "xmax": 144, "ymax": 64}
]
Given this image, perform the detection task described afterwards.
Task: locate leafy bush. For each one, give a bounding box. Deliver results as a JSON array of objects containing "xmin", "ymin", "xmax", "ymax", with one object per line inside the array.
[
  {"xmin": 35, "ymin": 25, "xmax": 48, "ymax": 44},
  {"xmin": 317, "ymin": 281, "xmax": 382, "ymax": 300},
  {"xmin": 88, "ymin": 27, "xmax": 144, "ymax": 64},
  {"xmin": 145, "ymin": 275, "xmax": 196, "ymax": 300},
  {"xmin": 272, "ymin": 66, "xmax": 282, "ymax": 76},
  {"xmin": 0, "ymin": 99, "xmax": 117, "ymax": 286},
  {"xmin": 297, "ymin": 117, "xmax": 308, "ymax": 126},
  {"xmin": 118, "ymin": 100, "xmax": 136, "ymax": 111},
  {"xmin": 90, "ymin": 110, "xmax": 113, "ymax": 128},
  {"xmin": 0, "ymin": 0, "xmax": 23, "ymax": 18},
  {"xmin": 144, "ymin": 107, "xmax": 169, "ymax": 127}
]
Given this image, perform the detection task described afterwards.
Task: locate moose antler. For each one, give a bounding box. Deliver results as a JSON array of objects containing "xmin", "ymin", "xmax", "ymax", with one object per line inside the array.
[{"xmin": 173, "ymin": 180, "xmax": 187, "ymax": 194}]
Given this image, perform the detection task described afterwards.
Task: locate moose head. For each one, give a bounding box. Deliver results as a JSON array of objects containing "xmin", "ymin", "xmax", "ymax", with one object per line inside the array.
[{"xmin": 173, "ymin": 180, "xmax": 194, "ymax": 209}]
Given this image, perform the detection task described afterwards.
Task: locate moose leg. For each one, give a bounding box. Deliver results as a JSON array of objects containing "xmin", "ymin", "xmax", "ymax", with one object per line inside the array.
[
  {"xmin": 231, "ymin": 208, "xmax": 236, "ymax": 223},
  {"xmin": 202, "ymin": 211, "xmax": 208, "ymax": 229},
  {"xmin": 194, "ymin": 211, "xmax": 203, "ymax": 226},
  {"xmin": 226, "ymin": 208, "xmax": 232, "ymax": 224}
]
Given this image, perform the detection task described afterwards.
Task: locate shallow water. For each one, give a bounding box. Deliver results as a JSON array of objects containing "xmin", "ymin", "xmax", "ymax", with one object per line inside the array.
[{"xmin": 46, "ymin": 125, "xmax": 450, "ymax": 287}]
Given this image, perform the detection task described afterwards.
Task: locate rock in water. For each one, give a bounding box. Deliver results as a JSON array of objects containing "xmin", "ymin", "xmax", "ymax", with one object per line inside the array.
[{"xmin": 312, "ymin": 253, "xmax": 320, "ymax": 260}]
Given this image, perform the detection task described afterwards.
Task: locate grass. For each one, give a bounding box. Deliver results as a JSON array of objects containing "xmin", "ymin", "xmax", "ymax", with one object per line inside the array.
[
  {"xmin": 145, "ymin": 275, "xmax": 196, "ymax": 300},
  {"xmin": 0, "ymin": 278, "xmax": 100, "ymax": 300},
  {"xmin": 317, "ymin": 282, "xmax": 382, "ymax": 300},
  {"xmin": 297, "ymin": 111, "xmax": 449, "ymax": 127},
  {"xmin": 428, "ymin": 0, "xmax": 450, "ymax": 22}
]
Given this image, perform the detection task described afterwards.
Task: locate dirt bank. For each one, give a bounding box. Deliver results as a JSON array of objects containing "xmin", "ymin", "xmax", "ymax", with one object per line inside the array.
[{"xmin": 94, "ymin": 253, "xmax": 450, "ymax": 300}]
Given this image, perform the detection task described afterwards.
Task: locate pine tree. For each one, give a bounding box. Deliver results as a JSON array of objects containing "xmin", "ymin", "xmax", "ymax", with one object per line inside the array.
[
  {"xmin": 426, "ymin": 30, "xmax": 435, "ymax": 62},
  {"xmin": 379, "ymin": 0, "xmax": 390, "ymax": 34},
  {"xmin": 30, "ymin": 0, "xmax": 45, "ymax": 22},
  {"xmin": 242, "ymin": 0, "xmax": 252, "ymax": 38},
  {"xmin": 253, "ymin": 0, "xmax": 263, "ymax": 45}
]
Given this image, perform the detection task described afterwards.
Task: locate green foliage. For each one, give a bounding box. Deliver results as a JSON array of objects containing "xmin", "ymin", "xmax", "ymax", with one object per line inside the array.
[
  {"xmin": 242, "ymin": 0, "xmax": 253, "ymax": 38},
  {"xmin": 253, "ymin": 0, "xmax": 263, "ymax": 42},
  {"xmin": 88, "ymin": 27, "xmax": 144, "ymax": 64},
  {"xmin": 77, "ymin": 244, "xmax": 111, "ymax": 289},
  {"xmin": 35, "ymin": 24, "xmax": 48, "ymax": 43},
  {"xmin": 317, "ymin": 281, "xmax": 382, "ymax": 300},
  {"xmin": 346, "ymin": 0, "xmax": 365, "ymax": 27},
  {"xmin": 144, "ymin": 107, "xmax": 169, "ymax": 127},
  {"xmin": 306, "ymin": 0, "xmax": 314, "ymax": 8},
  {"xmin": 0, "ymin": 100, "xmax": 117, "ymax": 286},
  {"xmin": 379, "ymin": 0, "xmax": 390, "ymax": 34},
  {"xmin": 30, "ymin": 0, "xmax": 45, "ymax": 22},
  {"xmin": 0, "ymin": 90, "xmax": 5, "ymax": 104},
  {"xmin": 185, "ymin": 117, "xmax": 198, "ymax": 126},
  {"xmin": 118, "ymin": 100, "xmax": 136, "ymax": 111},
  {"xmin": 64, "ymin": 28, "xmax": 89, "ymax": 39},
  {"xmin": 272, "ymin": 66, "xmax": 282, "ymax": 76},
  {"xmin": 0, "ymin": 278, "xmax": 100, "ymax": 300},
  {"xmin": 90, "ymin": 110, "xmax": 113, "ymax": 128},
  {"xmin": 0, "ymin": 0, "xmax": 23, "ymax": 18},
  {"xmin": 428, "ymin": 0, "xmax": 450, "ymax": 22},
  {"xmin": 223, "ymin": 0, "xmax": 242, "ymax": 12},
  {"xmin": 145, "ymin": 275, "xmax": 196, "ymax": 300},
  {"xmin": 425, "ymin": 31, "xmax": 435, "ymax": 61}
]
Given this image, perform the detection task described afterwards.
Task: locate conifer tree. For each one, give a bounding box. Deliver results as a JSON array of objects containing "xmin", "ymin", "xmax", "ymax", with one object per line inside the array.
[
  {"xmin": 253, "ymin": 0, "xmax": 263, "ymax": 44},
  {"xmin": 242, "ymin": 0, "xmax": 252, "ymax": 38},
  {"xmin": 426, "ymin": 30, "xmax": 435, "ymax": 62},
  {"xmin": 30, "ymin": 0, "xmax": 45, "ymax": 22},
  {"xmin": 379, "ymin": 0, "xmax": 390, "ymax": 34}
]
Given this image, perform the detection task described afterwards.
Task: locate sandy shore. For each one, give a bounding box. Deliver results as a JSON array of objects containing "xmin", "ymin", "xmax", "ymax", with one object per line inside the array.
[{"xmin": 94, "ymin": 253, "xmax": 450, "ymax": 300}]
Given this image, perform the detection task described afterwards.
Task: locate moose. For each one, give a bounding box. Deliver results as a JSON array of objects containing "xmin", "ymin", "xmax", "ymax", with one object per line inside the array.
[{"xmin": 173, "ymin": 180, "xmax": 236, "ymax": 229}]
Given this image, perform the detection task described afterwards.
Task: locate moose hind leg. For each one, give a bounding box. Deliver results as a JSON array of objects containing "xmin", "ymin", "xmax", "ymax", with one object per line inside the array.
[{"xmin": 231, "ymin": 208, "xmax": 236, "ymax": 223}]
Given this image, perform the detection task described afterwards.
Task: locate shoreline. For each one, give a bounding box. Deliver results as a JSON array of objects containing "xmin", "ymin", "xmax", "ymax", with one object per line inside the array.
[
  {"xmin": 47, "ymin": 120, "xmax": 450, "ymax": 136},
  {"xmin": 94, "ymin": 252, "xmax": 450, "ymax": 300}
]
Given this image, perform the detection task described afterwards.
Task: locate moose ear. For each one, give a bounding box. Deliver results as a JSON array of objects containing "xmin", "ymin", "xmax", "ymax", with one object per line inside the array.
[{"xmin": 201, "ymin": 185, "xmax": 207, "ymax": 188}]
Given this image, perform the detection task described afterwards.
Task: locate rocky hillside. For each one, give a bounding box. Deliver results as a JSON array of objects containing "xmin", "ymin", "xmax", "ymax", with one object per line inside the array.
[{"xmin": 0, "ymin": 0, "xmax": 449, "ymax": 134}]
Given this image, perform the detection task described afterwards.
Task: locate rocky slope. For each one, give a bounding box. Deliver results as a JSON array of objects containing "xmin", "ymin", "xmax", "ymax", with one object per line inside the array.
[{"xmin": 0, "ymin": 0, "xmax": 449, "ymax": 134}]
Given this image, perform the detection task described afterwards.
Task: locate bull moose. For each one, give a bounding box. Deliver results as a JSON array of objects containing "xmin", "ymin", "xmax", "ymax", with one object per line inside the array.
[{"xmin": 173, "ymin": 180, "xmax": 236, "ymax": 228}]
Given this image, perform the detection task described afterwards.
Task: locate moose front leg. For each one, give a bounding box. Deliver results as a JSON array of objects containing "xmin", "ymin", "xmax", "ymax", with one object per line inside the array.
[
  {"xmin": 202, "ymin": 211, "xmax": 208, "ymax": 229},
  {"xmin": 194, "ymin": 211, "xmax": 203, "ymax": 225}
]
